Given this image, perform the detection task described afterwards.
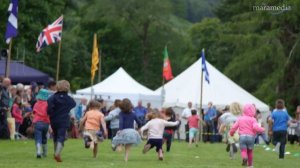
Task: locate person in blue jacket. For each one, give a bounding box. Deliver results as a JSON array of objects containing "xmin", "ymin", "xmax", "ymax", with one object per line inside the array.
[
  {"xmin": 270, "ymin": 99, "xmax": 291, "ymax": 159},
  {"xmin": 47, "ymin": 80, "xmax": 76, "ymax": 162}
]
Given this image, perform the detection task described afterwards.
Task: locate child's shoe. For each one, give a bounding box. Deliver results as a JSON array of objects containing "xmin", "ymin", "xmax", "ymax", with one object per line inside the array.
[
  {"xmin": 54, "ymin": 154, "xmax": 62, "ymax": 162},
  {"xmin": 83, "ymin": 135, "xmax": 92, "ymax": 148},
  {"xmin": 111, "ymin": 144, "xmax": 117, "ymax": 151},
  {"xmin": 242, "ymin": 158, "xmax": 248, "ymax": 166},
  {"xmin": 226, "ymin": 144, "xmax": 230, "ymax": 152},
  {"xmin": 96, "ymin": 130, "xmax": 104, "ymax": 142}
]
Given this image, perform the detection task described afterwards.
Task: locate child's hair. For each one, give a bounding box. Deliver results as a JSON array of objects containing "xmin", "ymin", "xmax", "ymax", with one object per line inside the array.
[
  {"xmin": 165, "ymin": 107, "xmax": 174, "ymax": 117},
  {"xmin": 275, "ymin": 99, "xmax": 285, "ymax": 109},
  {"xmin": 14, "ymin": 95, "xmax": 21, "ymax": 105},
  {"xmin": 230, "ymin": 102, "xmax": 242, "ymax": 116},
  {"xmin": 56, "ymin": 80, "xmax": 70, "ymax": 92},
  {"xmin": 114, "ymin": 99, "xmax": 121, "ymax": 107},
  {"xmin": 120, "ymin": 98, "xmax": 133, "ymax": 113},
  {"xmin": 146, "ymin": 112, "xmax": 159, "ymax": 120},
  {"xmin": 191, "ymin": 109, "xmax": 197, "ymax": 115},
  {"xmin": 48, "ymin": 81, "xmax": 56, "ymax": 89},
  {"xmin": 87, "ymin": 100, "xmax": 102, "ymax": 110}
]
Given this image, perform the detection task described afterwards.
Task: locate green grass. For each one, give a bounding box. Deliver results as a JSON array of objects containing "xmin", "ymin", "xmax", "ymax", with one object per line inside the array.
[{"xmin": 0, "ymin": 139, "xmax": 299, "ymax": 168}]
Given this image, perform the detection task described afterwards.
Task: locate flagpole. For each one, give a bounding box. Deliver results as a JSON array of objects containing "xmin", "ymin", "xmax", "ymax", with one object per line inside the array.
[
  {"xmin": 98, "ymin": 49, "xmax": 101, "ymax": 83},
  {"xmin": 56, "ymin": 40, "xmax": 62, "ymax": 81},
  {"xmin": 91, "ymin": 78, "xmax": 94, "ymax": 100},
  {"xmin": 198, "ymin": 49, "xmax": 204, "ymax": 144},
  {"xmin": 161, "ymin": 77, "xmax": 165, "ymax": 107},
  {"xmin": 5, "ymin": 39, "xmax": 13, "ymax": 77}
]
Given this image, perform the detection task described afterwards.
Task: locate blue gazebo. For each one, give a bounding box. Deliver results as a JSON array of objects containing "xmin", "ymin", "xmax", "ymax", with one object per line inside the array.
[{"xmin": 0, "ymin": 60, "xmax": 50, "ymax": 84}]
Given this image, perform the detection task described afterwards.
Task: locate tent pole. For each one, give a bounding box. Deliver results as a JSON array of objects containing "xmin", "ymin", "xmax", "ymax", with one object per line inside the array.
[{"xmin": 5, "ymin": 39, "xmax": 13, "ymax": 77}]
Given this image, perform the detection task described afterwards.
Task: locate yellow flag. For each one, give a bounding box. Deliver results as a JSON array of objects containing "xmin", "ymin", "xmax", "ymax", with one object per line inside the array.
[{"xmin": 91, "ymin": 33, "xmax": 99, "ymax": 81}]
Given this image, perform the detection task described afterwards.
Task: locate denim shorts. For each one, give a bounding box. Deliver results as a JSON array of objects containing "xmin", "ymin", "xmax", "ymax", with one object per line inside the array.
[
  {"xmin": 189, "ymin": 128, "xmax": 199, "ymax": 138},
  {"xmin": 239, "ymin": 135, "xmax": 255, "ymax": 149}
]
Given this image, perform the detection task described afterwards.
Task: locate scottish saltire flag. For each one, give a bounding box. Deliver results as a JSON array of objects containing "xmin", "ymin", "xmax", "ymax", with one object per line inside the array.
[
  {"xmin": 5, "ymin": 0, "xmax": 18, "ymax": 44},
  {"xmin": 201, "ymin": 48, "xmax": 210, "ymax": 84},
  {"xmin": 36, "ymin": 15, "xmax": 63, "ymax": 52}
]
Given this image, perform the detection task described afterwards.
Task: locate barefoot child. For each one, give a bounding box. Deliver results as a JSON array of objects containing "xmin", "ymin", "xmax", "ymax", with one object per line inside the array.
[
  {"xmin": 32, "ymin": 89, "xmax": 50, "ymax": 158},
  {"xmin": 111, "ymin": 98, "xmax": 142, "ymax": 162},
  {"xmin": 80, "ymin": 100, "xmax": 107, "ymax": 158},
  {"xmin": 188, "ymin": 109, "xmax": 200, "ymax": 147},
  {"xmin": 230, "ymin": 104, "xmax": 264, "ymax": 167},
  {"xmin": 141, "ymin": 112, "xmax": 179, "ymax": 160}
]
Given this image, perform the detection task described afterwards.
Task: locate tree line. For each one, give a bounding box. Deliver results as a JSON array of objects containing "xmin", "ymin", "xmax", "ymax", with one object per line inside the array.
[{"xmin": 0, "ymin": 0, "xmax": 299, "ymax": 113}]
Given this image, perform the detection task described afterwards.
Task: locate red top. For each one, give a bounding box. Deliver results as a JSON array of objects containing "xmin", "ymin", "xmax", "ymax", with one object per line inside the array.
[
  {"xmin": 188, "ymin": 115, "xmax": 200, "ymax": 129},
  {"xmin": 12, "ymin": 104, "xmax": 23, "ymax": 124},
  {"xmin": 33, "ymin": 100, "xmax": 50, "ymax": 124}
]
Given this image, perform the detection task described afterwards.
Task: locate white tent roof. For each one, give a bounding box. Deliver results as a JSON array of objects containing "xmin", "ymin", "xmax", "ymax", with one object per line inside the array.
[
  {"xmin": 76, "ymin": 67, "xmax": 161, "ymax": 107},
  {"xmin": 155, "ymin": 58, "xmax": 269, "ymax": 111}
]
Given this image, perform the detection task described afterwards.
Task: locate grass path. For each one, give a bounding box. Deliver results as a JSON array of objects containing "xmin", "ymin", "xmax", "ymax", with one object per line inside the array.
[{"xmin": 0, "ymin": 139, "xmax": 299, "ymax": 168}]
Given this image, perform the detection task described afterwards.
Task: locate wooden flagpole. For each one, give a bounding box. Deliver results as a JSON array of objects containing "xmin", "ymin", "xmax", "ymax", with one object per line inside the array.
[
  {"xmin": 98, "ymin": 49, "xmax": 102, "ymax": 83},
  {"xmin": 161, "ymin": 77, "xmax": 165, "ymax": 107},
  {"xmin": 5, "ymin": 39, "xmax": 13, "ymax": 77},
  {"xmin": 56, "ymin": 40, "xmax": 62, "ymax": 81},
  {"xmin": 91, "ymin": 77, "xmax": 94, "ymax": 100}
]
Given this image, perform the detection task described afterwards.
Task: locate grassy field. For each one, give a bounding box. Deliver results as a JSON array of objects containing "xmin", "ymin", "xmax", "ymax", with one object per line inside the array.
[{"xmin": 0, "ymin": 139, "xmax": 299, "ymax": 168}]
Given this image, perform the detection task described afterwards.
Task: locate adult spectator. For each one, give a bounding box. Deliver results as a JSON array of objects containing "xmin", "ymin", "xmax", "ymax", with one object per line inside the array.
[
  {"xmin": 181, "ymin": 101, "xmax": 192, "ymax": 142},
  {"xmin": 146, "ymin": 102, "xmax": 152, "ymax": 113},
  {"xmin": 0, "ymin": 78, "xmax": 11, "ymax": 139},
  {"xmin": 133, "ymin": 100, "xmax": 147, "ymax": 125},
  {"xmin": 203, "ymin": 102, "xmax": 217, "ymax": 143}
]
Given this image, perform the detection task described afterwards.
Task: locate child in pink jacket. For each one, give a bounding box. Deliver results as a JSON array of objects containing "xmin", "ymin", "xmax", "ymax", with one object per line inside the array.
[
  {"xmin": 12, "ymin": 96, "xmax": 23, "ymax": 138},
  {"xmin": 230, "ymin": 104, "xmax": 264, "ymax": 168}
]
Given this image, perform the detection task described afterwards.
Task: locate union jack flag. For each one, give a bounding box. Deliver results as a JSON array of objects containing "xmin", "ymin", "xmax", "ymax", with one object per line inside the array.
[{"xmin": 36, "ymin": 15, "xmax": 63, "ymax": 52}]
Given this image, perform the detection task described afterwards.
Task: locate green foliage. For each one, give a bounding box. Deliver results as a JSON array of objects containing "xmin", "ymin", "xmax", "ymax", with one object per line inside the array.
[
  {"xmin": 189, "ymin": 0, "xmax": 300, "ymax": 113},
  {"xmin": 1, "ymin": 0, "xmax": 300, "ymax": 113}
]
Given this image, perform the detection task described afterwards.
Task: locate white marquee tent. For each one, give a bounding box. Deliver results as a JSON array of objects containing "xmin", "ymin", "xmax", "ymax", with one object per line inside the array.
[
  {"xmin": 155, "ymin": 58, "xmax": 269, "ymax": 111},
  {"xmin": 76, "ymin": 67, "xmax": 161, "ymax": 107}
]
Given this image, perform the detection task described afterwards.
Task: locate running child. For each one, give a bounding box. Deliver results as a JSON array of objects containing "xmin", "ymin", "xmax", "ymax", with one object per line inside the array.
[
  {"xmin": 141, "ymin": 112, "xmax": 179, "ymax": 160},
  {"xmin": 111, "ymin": 98, "xmax": 142, "ymax": 162},
  {"xmin": 187, "ymin": 109, "xmax": 200, "ymax": 147},
  {"xmin": 32, "ymin": 89, "xmax": 50, "ymax": 158},
  {"xmin": 80, "ymin": 100, "xmax": 107, "ymax": 158},
  {"xmin": 230, "ymin": 104, "xmax": 264, "ymax": 167}
]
